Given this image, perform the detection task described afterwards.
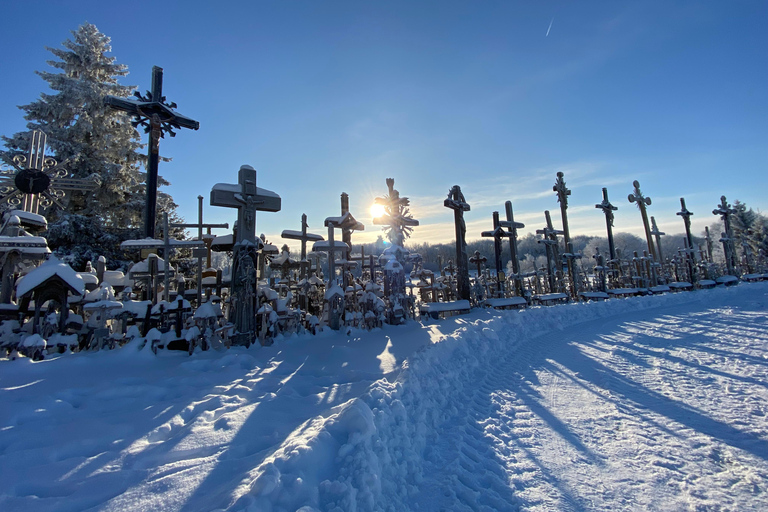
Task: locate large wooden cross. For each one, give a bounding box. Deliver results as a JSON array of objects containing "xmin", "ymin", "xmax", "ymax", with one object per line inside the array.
[
  {"xmin": 481, "ymin": 210, "xmax": 514, "ymax": 297},
  {"xmin": 0, "ymin": 130, "xmax": 98, "ymax": 215},
  {"xmin": 712, "ymin": 195, "xmax": 737, "ymax": 275},
  {"xmin": 500, "ymin": 200, "xmax": 525, "ymax": 296},
  {"xmin": 210, "ymin": 165, "xmax": 281, "ymax": 245},
  {"xmin": 628, "ymin": 180, "xmax": 657, "ymax": 261},
  {"xmin": 105, "ymin": 66, "xmax": 199, "ymax": 239},
  {"xmin": 444, "ymin": 185, "xmax": 471, "ymax": 301},
  {"xmin": 553, "ymin": 171, "xmax": 572, "ymax": 250},
  {"xmin": 536, "ymin": 210, "xmax": 564, "ymax": 293}
]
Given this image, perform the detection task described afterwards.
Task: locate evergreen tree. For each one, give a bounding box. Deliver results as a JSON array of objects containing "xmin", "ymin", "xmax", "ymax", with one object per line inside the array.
[{"xmin": 1, "ymin": 22, "xmax": 183, "ymax": 268}]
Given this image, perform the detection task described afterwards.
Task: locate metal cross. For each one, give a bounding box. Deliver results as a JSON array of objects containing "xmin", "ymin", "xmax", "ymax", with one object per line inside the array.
[
  {"xmin": 105, "ymin": 66, "xmax": 199, "ymax": 239},
  {"xmin": 0, "ymin": 130, "xmax": 99, "ymax": 215},
  {"xmin": 444, "ymin": 185, "xmax": 471, "ymax": 301}
]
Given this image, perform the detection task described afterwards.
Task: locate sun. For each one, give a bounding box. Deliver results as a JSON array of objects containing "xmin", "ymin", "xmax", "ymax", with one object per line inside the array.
[{"xmin": 370, "ymin": 202, "xmax": 387, "ymax": 219}]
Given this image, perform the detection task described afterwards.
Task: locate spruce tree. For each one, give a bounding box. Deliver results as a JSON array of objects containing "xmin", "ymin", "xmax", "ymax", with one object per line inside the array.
[{"xmin": 2, "ymin": 22, "xmax": 183, "ymax": 268}]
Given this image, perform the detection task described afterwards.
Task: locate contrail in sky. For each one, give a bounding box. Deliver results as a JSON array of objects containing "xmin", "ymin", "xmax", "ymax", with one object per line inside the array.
[{"xmin": 546, "ymin": 17, "xmax": 554, "ymax": 37}]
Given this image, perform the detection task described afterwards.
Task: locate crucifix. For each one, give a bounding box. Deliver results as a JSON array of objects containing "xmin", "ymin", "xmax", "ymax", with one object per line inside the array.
[
  {"xmin": 628, "ymin": 180, "xmax": 657, "ymax": 261},
  {"xmin": 0, "ymin": 130, "xmax": 99, "ymax": 215},
  {"xmin": 444, "ymin": 185, "xmax": 471, "ymax": 301},
  {"xmin": 105, "ymin": 66, "xmax": 199, "ymax": 239},
  {"xmin": 712, "ymin": 195, "xmax": 737, "ymax": 275},
  {"xmin": 210, "ymin": 165, "xmax": 281, "ymax": 346},
  {"xmin": 481, "ymin": 211, "xmax": 513, "ymax": 297},
  {"xmin": 469, "ymin": 250, "xmax": 488, "ymax": 299},
  {"xmin": 281, "ymin": 214, "xmax": 324, "ymax": 279},
  {"xmin": 499, "ymin": 200, "xmax": 525, "ymax": 296},
  {"xmin": 595, "ymin": 187, "xmax": 618, "ymax": 261}
]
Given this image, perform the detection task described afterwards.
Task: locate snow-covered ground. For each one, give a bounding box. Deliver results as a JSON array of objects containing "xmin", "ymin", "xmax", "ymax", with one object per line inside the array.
[{"xmin": 2, "ymin": 282, "xmax": 767, "ymax": 512}]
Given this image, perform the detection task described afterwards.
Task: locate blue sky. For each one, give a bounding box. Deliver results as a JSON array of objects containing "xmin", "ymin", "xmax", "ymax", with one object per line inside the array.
[{"xmin": 1, "ymin": 1, "xmax": 766, "ymax": 249}]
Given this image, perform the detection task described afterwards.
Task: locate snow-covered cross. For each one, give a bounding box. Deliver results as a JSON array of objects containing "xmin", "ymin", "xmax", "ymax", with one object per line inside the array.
[
  {"xmin": 210, "ymin": 165, "xmax": 281, "ymax": 246},
  {"xmin": 0, "ymin": 130, "xmax": 99, "ymax": 216},
  {"xmin": 105, "ymin": 66, "xmax": 199, "ymax": 239}
]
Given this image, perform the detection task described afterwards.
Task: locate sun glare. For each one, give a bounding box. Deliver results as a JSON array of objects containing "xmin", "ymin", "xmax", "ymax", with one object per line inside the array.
[{"xmin": 370, "ymin": 203, "xmax": 386, "ymax": 219}]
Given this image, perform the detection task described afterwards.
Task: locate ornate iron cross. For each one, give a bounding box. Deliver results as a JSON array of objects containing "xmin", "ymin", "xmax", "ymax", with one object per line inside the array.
[{"xmin": 0, "ymin": 130, "xmax": 99, "ymax": 215}]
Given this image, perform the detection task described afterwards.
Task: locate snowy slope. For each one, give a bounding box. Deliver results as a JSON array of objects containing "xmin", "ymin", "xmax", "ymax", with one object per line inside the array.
[{"xmin": 1, "ymin": 283, "xmax": 767, "ymax": 511}]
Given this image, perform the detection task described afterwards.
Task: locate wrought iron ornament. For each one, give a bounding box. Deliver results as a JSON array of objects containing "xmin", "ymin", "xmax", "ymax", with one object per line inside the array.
[{"xmin": 0, "ymin": 130, "xmax": 98, "ymax": 215}]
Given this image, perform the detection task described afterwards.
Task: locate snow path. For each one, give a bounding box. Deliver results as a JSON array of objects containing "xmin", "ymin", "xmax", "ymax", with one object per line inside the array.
[{"xmin": 1, "ymin": 283, "xmax": 767, "ymax": 511}]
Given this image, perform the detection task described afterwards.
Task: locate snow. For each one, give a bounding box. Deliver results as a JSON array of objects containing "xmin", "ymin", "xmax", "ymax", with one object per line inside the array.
[
  {"xmin": 1, "ymin": 282, "xmax": 767, "ymax": 511},
  {"xmin": 15, "ymin": 257, "xmax": 85, "ymax": 298}
]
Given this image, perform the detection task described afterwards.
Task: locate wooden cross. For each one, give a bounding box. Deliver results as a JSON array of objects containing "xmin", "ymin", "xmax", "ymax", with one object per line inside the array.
[
  {"xmin": 443, "ymin": 185, "xmax": 471, "ymax": 301},
  {"xmin": 499, "ymin": 200, "xmax": 525, "ymax": 296},
  {"xmin": 552, "ymin": 171, "xmax": 572, "ymax": 249},
  {"xmin": 469, "ymin": 250, "xmax": 487, "ymax": 278},
  {"xmin": 281, "ymin": 213, "xmax": 324, "ymax": 278},
  {"xmin": 712, "ymin": 195, "xmax": 737, "ymax": 275},
  {"xmin": 536, "ymin": 210, "xmax": 564, "ymax": 293},
  {"xmin": 595, "ymin": 187, "xmax": 618, "ymax": 261},
  {"xmin": 210, "ymin": 165, "xmax": 281, "ymax": 245},
  {"xmin": 312, "ymin": 223, "xmax": 350, "ymax": 287},
  {"xmin": 628, "ymin": 180, "xmax": 657, "ymax": 261},
  {"xmin": 649, "ymin": 216, "xmax": 666, "ymax": 264},
  {"xmin": 171, "ymin": 195, "xmax": 229, "ymax": 305},
  {"xmin": 0, "ymin": 130, "xmax": 99, "ymax": 215},
  {"xmin": 481, "ymin": 211, "xmax": 512, "ymax": 297},
  {"xmin": 704, "ymin": 226, "xmax": 714, "ymax": 263},
  {"xmin": 105, "ymin": 66, "xmax": 199, "ymax": 239}
]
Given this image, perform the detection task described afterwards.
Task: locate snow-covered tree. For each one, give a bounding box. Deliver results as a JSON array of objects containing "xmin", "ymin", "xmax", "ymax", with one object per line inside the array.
[{"xmin": 1, "ymin": 22, "xmax": 183, "ymax": 268}]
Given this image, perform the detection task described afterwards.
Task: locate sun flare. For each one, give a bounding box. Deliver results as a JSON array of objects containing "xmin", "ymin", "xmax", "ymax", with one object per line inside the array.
[{"xmin": 370, "ymin": 203, "xmax": 387, "ymax": 219}]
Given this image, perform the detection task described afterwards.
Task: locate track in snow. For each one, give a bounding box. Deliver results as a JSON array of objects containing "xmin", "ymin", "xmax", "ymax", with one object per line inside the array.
[{"xmin": 411, "ymin": 292, "xmax": 768, "ymax": 511}]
